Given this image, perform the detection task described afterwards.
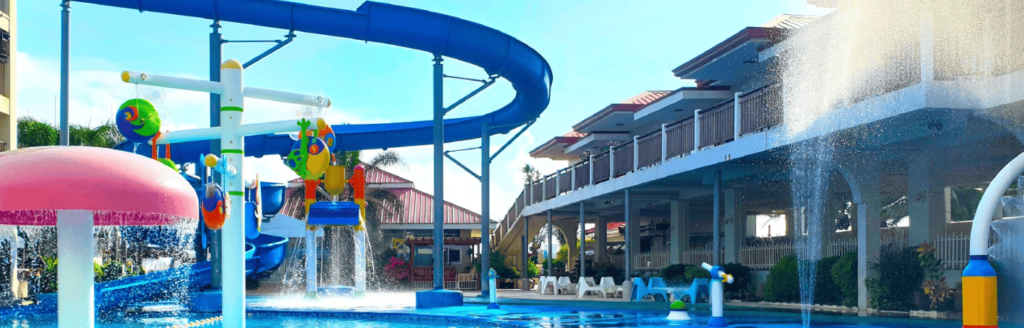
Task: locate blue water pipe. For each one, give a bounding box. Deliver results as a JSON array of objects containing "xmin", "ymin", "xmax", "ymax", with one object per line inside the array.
[{"xmin": 487, "ymin": 268, "xmax": 499, "ymax": 309}]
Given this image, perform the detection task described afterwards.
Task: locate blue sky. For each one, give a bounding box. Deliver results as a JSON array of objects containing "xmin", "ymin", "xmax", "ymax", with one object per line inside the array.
[{"xmin": 16, "ymin": 0, "xmax": 829, "ymax": 221}]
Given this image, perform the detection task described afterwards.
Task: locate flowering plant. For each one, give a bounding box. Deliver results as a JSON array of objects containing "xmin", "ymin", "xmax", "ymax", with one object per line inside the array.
[{"xmin": 384, "ymin": 256, "xmax": 409, "ymax": 280}]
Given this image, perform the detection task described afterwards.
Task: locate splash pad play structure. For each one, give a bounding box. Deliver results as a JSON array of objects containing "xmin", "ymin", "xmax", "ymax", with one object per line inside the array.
[{"xmin": 38, "ymin": 0, "xmax": 552, "ymax": 326}]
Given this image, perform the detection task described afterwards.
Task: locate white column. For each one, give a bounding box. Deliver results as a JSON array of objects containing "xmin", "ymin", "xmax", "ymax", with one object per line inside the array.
[
  {"xmin": 693, "ymin": 109, "xmax": 702, "ymax": 150},
  {"xmin": 660, "ymin": 123, "xmax": 668, "ymax": 163},
  {"xmin": 670, "ymin": 200, "xmax": 689, "ymax": 264},
  {"xmin": 854, "ymin": 170, "xmax": 881, "ymax": 316},
  {"xmin": 58, "ymin": 210, "xmax": 94, "ymax": 328},
  {"xmin": 305, "ymin": 227, "xmax": 318, "ymax": 295},
  {"xmin": 632, "ymin": 136, "xmax": 639, "ymax": 172},
  {"xmin": 555, "ymin": 170, "xmax": 561, "ymax": 195},
  {"xmin": 609, "ymin": 148, "xmax": 616, "ymax": 178},
  {"xmin": 219, "ymin": 60, "xmax": 246, "ymax": 328},
  {"xmin": 588, "ymin": 154, "xmax": 595, "ymax": 186},
  {"xmin": 724, "ymin": 189, "xmax": 743, "ymax": 264},
  {"xmin": 571, "ymin": 165, "xmax": 577, "ymax": 190},
  {"xmin": 596, "ymin": 216, "xmax": 607, "ymax": 259},
  {"xmin": 908, "ymin": 152, "xmax": 948, "ymax": 246},
  {"xmin": 733, "ymin": 92, "xmax": 742, "ymax": 139},
  {"xmin": 542, "ymin": 177, "xmax": 547, "ymax": 200}
]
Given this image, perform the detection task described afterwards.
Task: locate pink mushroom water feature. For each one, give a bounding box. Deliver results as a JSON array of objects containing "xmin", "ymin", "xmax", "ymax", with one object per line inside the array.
[{"xmin": 0, "ymin": 146, "xmax": 198, "ymax": 328}]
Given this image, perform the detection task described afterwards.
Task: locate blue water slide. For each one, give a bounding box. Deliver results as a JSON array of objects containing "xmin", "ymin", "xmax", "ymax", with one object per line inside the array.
[{"xmin": 85, "ymin": 0, "xmax": 552, "ymax": 161}]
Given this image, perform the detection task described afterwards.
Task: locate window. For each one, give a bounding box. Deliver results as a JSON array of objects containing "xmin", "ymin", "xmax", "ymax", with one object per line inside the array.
[
  {"xmin": 444, "ymin": 246, "xmax": 462, "ymax": 265},
  {"xmin": 754, "ymin": 214, "xmax": 787, "ymax": 238},
  {"xmin": 443, "ymin": 229, "xmax": 461, "ymax": 238},
  {"xmin": 413, "ymin": 247, "xmax": 432, "ymax": 267}
]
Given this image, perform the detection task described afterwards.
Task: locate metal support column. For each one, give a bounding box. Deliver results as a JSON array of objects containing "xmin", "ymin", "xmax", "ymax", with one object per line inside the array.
[
  {"xmin": 480, "ymin": 123, "xmax": 491, "ymax": 297},
  {"xmin": 209, "ymin": 21, "xmax": 223, "ymax": 289},
  {"xmin": 713, "ymin": 170, "xmax": 721, "ymax": 265},
  {"xmin": 625, "ymin": 188, "xmax": 631, "ymax": 277},
  {"xmin": 59, "ymin": 1, "xmax": 70, "ymax": 146},
  {"xmin": 432, "ymin": 56, "xmax": 445, "ymax": 290},
  {"xmin": 579, "ymin": 202, "xmax": 585, "ymax": 279},
  {"xmin": 546, "ymin": 211, "xmax": 552, "ymax": 276}
]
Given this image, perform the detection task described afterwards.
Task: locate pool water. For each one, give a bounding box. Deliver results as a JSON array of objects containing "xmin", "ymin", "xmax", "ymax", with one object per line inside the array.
[{"xmin": 0, "ymin": 306, "xmax": 969, "ymax": 328}]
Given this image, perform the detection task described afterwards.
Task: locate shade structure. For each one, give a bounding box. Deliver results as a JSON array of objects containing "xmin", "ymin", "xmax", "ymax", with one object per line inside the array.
[{"xmin": 0, "ymin": 146, "xmax": 199, "ymax": 225}]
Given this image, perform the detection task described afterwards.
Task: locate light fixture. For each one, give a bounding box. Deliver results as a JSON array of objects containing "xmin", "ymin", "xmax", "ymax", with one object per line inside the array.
[{"xmin": 615, "ymin": 123, "xmax": 624, "ymax": 127}]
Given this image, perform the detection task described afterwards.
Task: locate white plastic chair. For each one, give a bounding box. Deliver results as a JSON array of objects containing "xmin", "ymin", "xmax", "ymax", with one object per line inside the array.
[
  {"xmin": 599, "ymin": 277, "xmax": 621, "ymax": 298},
  {"xmin": 577, "ymin": 277, "xmax": 604, "ymax": 298},
  {"xmin": 556, "ymin": 276, "xmax": 575, "ymax": 295},
  {"xmin": 540, "ymin": 276, "xmax": 557, "ymax": 294}
]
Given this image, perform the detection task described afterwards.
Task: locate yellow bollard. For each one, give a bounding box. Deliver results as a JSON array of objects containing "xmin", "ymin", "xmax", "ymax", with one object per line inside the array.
[{"xmin": 962, "ymin": 256, "xmax": 998, "ymax": 328}]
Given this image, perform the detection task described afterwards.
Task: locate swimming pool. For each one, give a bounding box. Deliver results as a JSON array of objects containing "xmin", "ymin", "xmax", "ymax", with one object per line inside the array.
[{"xmin": 0, "ymin": 304, "xmax": 968, "ymax": 328}]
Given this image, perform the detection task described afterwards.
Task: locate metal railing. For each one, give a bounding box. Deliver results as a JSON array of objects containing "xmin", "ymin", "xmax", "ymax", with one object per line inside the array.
[
  {"xmin": 613, "ymin": 143, "xmax": 633, "ymax": 177},
  {"xmin": 636, "ymin": 131, "xmax": 661, "ymax": 169},
  {"xmin": 574, "ymin": 160, "xmax": 590, "ymax": 188},
  {"xmin": 493, "ymin": 85, "xmax": 786, "ymax": 251},
  {"xmin": 699, "ymin": 101, "xmax": 734, "ymax": 148},
  {"xmin": 592, "ymin": 153, "xmax": 610, "ymax": 183}
]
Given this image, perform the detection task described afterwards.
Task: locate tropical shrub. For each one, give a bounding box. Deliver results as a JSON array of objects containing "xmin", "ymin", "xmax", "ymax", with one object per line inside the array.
[
  {"xmin": 591, "ymin": 259, "xmax": 625, "ymax": 285},
  {"xmin": 41, "ymin": 257, "xmax": 58, "ymax": 293},
  {"xmin": 656, "ymin": 264, "xmax": 690, "ymax": 286},
  {"xmin": 684, "ymin": 265, "xmax": 710, "ymax": 284},
  {"xmin": 764, "ymin": 254, "xmax": 800, "ymax": 302},
  {"xmin": 917, "ymin": 242, "xmax": 955, "ymax": 311},
  {"xmin": 865, "ymin": 246, "xmax": 924, "ymax": 311},
  {"xmin": 831, "ymin": 252, "xmax": 858, "ymax": 307},
  {"xmin": 813, "ymin": 256, "xmax": 841, "ymax": 305},
  {"xmin": 722, "ymin": 263, "xmax": 752, "ymax": 294}
]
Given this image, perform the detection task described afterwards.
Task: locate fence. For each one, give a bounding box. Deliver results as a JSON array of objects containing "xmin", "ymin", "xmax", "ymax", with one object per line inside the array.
[
  {"xmin": 682, "ymin": 247, "xmax": 719, "ymax": 266},
  {"xmin": 698, "ymin": 101, "xmax": 734, "ymax": 148},
  {"xmin": 740, "ymin": 242, "xmax": 795, "ymax": 270},
  {"xmin": 592, "ymin": 153, "xmax": 610, "ymax": 183},
  {"xmin": 558, "ymin": 169, "xmax": 571, "ymax": 194},
  {"xmin": 739, "ymin": 84, "xmax": 783, "ymax": 135},
  {"xmin": 631, "ymin": 250, "xmax": 671, "ymax": 272},
  {"xmin": 613, "ymin": 143, "xmax": 633, "ymax": 177},
  {"xmin": 574, "ymin": 161, "xmax": 589, "ymax": 189},
  {"xmin": 637, "ymin": 131, "xmax": 661, "ymax": 169},
  {"xmin": 828, "ymin": 237, "xmax": 857, "ymax": 258}
]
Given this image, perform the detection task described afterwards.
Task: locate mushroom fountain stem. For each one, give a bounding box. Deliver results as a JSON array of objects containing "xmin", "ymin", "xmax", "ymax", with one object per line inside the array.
[{"xmin": 57, "ymin": 210, "xmax": 95, "ymax": 328}]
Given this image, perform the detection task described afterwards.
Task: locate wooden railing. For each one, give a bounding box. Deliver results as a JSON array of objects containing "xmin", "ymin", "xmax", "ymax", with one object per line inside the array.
[
  {"xmin": 544, "ymin": 175, "xmax": 556, "ymax": 200},
  {"xmin": 558, "ymin": 169, "xmax": 571, "ymax": 194},
  {"xmin": 495, "ymin": 84, "xmax": 788, "ymax": 251},
  {"xmin": 592, "ymin": 153, "xmax": 610, "ymax": 183},
  {"xmin": 637, "ymin": 131, "xmax": 661, "ymax": 169},
  {"xmin": 613, "ymin": 143, "xmax": 633, "ymax": 177},
  {"xmin": 739, "ymin": 85, "xmax": 783, "ymax": 135},
  {"xmin": 699, "ymin": 101, "xmax": 734, "ymax": 148},
  {"xmin": 574, "ymin": 160, "xmax": 590, "ymax": 188}
]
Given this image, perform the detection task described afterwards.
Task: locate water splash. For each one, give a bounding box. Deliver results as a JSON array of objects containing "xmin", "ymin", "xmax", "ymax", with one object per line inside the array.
[{"xmin": 990, "ymin": 217, "xmax": 1024, "ymax": 324}]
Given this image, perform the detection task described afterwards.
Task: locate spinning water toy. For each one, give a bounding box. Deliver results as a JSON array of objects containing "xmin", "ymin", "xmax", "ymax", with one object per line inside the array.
[
  {"xmin": 666, "ymin": 300, "xmax": 692, "ymax": 321},
  {"xmin": 702, "ymin": 262, "xmax": 733, "ymax": 327},
  {"xmin": 202, "ymin": 183, "xmax": 228, "ymax": 230},
  {"xmin": 116, "ymin": 98, "xmax": 161, "ymax": 143}
]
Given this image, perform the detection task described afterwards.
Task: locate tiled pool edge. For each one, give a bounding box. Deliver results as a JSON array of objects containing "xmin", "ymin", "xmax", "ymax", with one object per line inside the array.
[{"xmin": 248, "ymin": 309, "xmax": 527, "ymax": 327}]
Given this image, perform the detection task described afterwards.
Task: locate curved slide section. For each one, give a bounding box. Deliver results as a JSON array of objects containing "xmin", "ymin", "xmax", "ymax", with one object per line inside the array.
[{"xmin": 86, "ymin": 0, "xmax": 553, "ymax": 160}]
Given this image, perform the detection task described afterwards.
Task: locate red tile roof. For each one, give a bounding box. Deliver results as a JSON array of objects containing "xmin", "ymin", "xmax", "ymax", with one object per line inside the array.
[
  {"xmin": 586, "ymin": 222, "xmax": 625, "ymax": 234},
  {"xmin": 620, "ymin": 91, "xmax": 673, "ymax": 106},
  {"xmin": 382, "ymin": 188, "xmax": 481, "ymax": 225},
  {"xmin": 365, "ymin": 167, "xmax": 413, "ymax": 185},
  {"xmin": 571, "ymin": 91, "xmax": 673, "ymax": 132}
]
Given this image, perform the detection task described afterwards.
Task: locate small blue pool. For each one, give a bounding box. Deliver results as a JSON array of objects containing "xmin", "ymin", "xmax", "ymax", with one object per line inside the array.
[{"xmin": 0, "ymin": 303, "xmax": 969, "ymax": 328}]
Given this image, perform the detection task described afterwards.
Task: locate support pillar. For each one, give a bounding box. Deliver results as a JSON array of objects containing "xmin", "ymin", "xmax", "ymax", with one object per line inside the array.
[
  {"xmin": 9, "ymin": 228, "xmax": 17, "ymax": 301},
  {"xmin": 670, "ymin": 200, "xmax": 689, "ymax": 264},
  {"xmin": 521, "ymin": 216, "xmax": 530, "ymax": 291},
  {"xmin": 209, "ymin": 20, "xmax": 223, "ymax": 290},
  {"xmin": 579, "ymin": 202, "xmax": 586, "ymax": 278},
  {"xmin": 546, "ymin": 211, "xmax": 552, "ymax": 276},
  {"xmin": 724, "ymin": 189, "xmax": 742, "ymax": 264},
  {"xmin": 219, "ymin": 60, "xmax": 246, "ymax": 327},
  {"xmin": 596, "ymin": 216, "xmax": 607, "ymax": 259},
  {"xmin": 624, "ymin": 189, "xmax": 634, "ymax": 277},
  {"xmin": 908, "ymin": 152, "xmax": 949, "ymax": 246},
  {"xmin": 57, "ymin": 210, "xmax": 93, "ymax": 328},
  {"xmin": 712, "ymin": 170, "xmax": 722, "ymax": 265},
  {"xmin": 59, "ymin": 1, "xmax": 70, "ymax": 146},
  {"xmin": 431, "ymin": 56, "xmax": 445, "ymax": 290},
  {"xmin": 840, "ymin": 163, "xmax": 881, "ymax": 317},
  {"xmin": 480, "ymin": 123, "xmax": 491, "ymax": 297}
]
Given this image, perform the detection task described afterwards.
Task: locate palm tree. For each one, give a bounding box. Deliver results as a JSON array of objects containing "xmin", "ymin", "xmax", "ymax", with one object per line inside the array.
[
  {"xmin": 17, "ymin": 117, "xmax": 123, "ymax": 148},
  {"xmin": 521, "ymin": 163, "xmax": 540, "ymax": 184}
]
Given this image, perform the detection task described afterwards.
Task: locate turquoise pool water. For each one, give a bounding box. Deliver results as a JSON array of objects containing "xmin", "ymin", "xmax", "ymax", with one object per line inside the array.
[{"xmin": 0, "ymin": 306, "xmax": 967, "ymax": 328}]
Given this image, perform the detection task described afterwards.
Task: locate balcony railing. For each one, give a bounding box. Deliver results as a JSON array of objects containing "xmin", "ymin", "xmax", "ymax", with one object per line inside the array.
[
  {"xmin": 493, "ymin": 85, "xmax": 785, "ymax": 249},
  {"xmin": 698, "ymin": 101, "xmax": 734, "ymax": 148}
]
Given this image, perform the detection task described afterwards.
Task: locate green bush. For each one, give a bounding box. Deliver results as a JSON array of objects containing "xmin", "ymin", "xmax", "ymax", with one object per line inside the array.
[
  {"xmin": 814, "ymin": 256, "xmax": 842, "ymax": 305},
  {"xmin": 831, "ymin": 252, "xmax": 858, "ymax": 307},
  {"xmin": 722, "ymin": 263, "xmax": 752, "ymax": 294},
  {"xmin": 656, "ymin": 264, "xmax": 689, "ymax": 286},
  {"xmin": 592, "ymin": 260, "xmax": 625, "ymax": 285},
  {"xmin": 684, "ymin": 265, "xmax": 710, "ymax": 284},
  {"xmin": 41, "ymin": 257, "xmax": 58, "ymax": 293},
  {"xmin": 474, "ymin": 251, "xmax": 521, "ymax": 280},
  {"xmin": 865, "ymin": 247, "xmax": 924, "ymax": 311},
  {"xmin": 764, "ymin": 254, "xmax": 800, "ymax": 302}
]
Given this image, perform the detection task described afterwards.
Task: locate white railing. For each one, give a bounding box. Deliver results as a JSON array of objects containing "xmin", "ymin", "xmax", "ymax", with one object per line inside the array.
[
  {"xmin": 632, "ymin": 250, "xmax": 671, "ymax": 272},
  {"xmin": 828, "ymin": 237, "xmax": 857, "ymax": 258},
  {"xmin": 933, "ymin": 232, "xmax": 1000, "ymax": 270},
  {"xmin": 880, "ymin": 231, "xmax": 909, "ymax": 250},
  {"xmin": 607, "ymin": 254, "xmax": 625, "ymax": 269},
  {"xmin": 682, "ymin": 247, "xmax": 717, "ymax": 266},
  {"xmin": 740, "ymin": 242, "xmax": 795, "ymax": 270}
]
